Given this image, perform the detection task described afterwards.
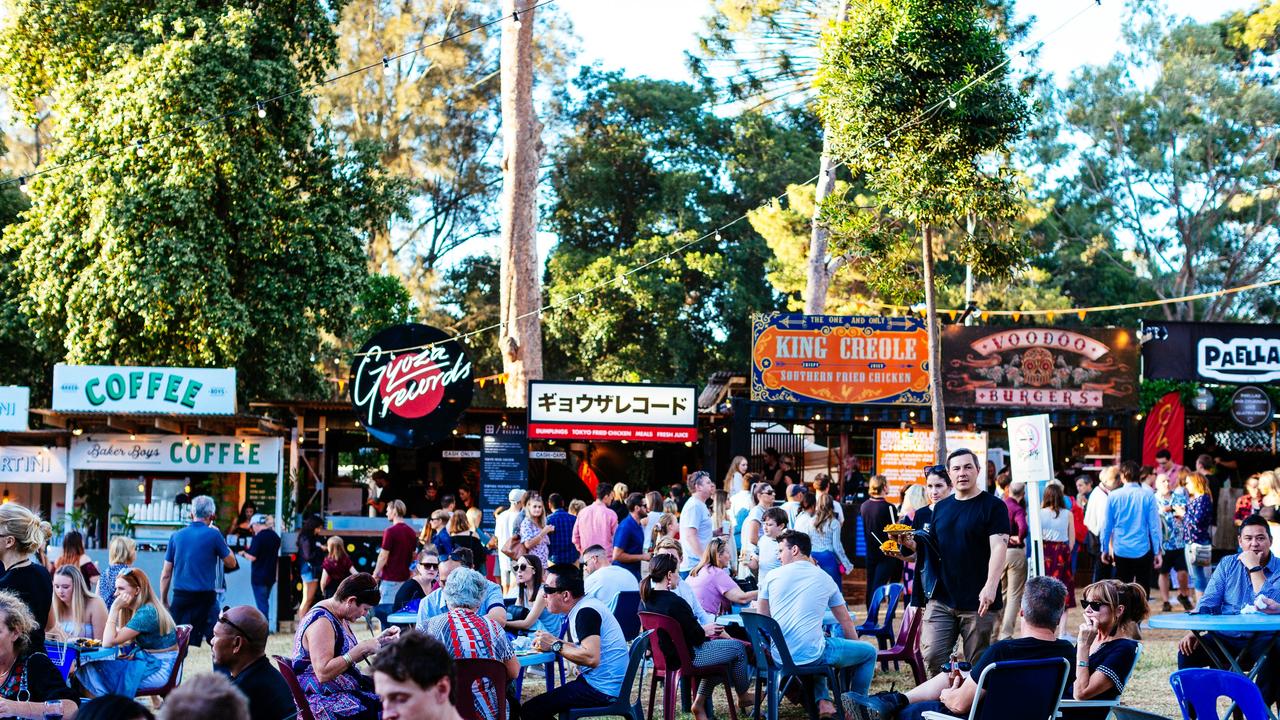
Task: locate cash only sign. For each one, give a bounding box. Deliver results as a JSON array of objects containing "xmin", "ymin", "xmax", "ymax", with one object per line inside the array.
[{"xmin": 349, "ymin": 323, "xmax": 474, "ymax": 448}]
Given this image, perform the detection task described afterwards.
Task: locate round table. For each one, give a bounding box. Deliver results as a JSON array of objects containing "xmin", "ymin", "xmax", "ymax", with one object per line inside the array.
[
  {"xmin": 387, "ymin": 611, "xmax": 417, "ymax": 626},
  {"xmin": 1149, "ymin": 613, "xmax": 1280, "ymax": 720}
]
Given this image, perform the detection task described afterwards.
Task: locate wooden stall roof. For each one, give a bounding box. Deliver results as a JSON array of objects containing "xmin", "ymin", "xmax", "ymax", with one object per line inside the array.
[{"xmin": 32, "ymin": 409, "xmax": 288, "ymax": 436}]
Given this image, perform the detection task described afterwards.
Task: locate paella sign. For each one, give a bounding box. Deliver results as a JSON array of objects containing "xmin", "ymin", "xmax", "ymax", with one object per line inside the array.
[
  {"xmin": 941, "ymin": 327, "xmax": 1138, "ymax": 410},
  {"xmin": 750, "ymin": 314, "xmax": 930, "ymax": 405}
]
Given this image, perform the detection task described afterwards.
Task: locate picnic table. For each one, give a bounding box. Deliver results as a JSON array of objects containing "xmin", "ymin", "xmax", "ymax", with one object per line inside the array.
[{"xmin": 1149, "ymin": 612, "xmax": 1280, "ymax": 720}]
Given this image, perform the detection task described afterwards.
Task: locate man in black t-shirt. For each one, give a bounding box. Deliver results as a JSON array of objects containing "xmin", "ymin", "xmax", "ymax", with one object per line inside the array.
[
  {"xmin": 238, "ymin": 514, "xmax": 281, "ymax": 621},
  {"xmin": 844, "ymin": 576, "xmax": 1076, "ymax": 720},
  {"xmin": 893, "ymin": 449, "xmax": 1010, "ymax": 677},
  {"xmin": 212, "ymin": 605, "xmax": 296, "ymax": 720}
]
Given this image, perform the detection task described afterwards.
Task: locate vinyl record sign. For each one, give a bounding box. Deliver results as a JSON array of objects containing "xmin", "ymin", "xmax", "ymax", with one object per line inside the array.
[{"xmin": 349, "ymin": 324, "xmax": 474, "ymax": 448}]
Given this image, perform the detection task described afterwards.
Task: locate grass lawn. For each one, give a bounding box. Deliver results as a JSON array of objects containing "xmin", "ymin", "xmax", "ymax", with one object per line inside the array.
[{"xmin": 182, "ymin": 603, "xmax": 1197, "ymax": 719}]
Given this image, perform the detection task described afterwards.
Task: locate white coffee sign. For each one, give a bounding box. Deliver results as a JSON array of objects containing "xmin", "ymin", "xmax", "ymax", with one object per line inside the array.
[
  {"xmin": 0, "ymin": 446, "xmax": 67, "ymax": 484},
  {"xmin": 53, "ymin": 364, "xmax": 236, "ymax": 414},
  {"xmin": 0, "ymin": 387, "xmax": 29, "ymax": 432},
  {"xmin": 71, "ymin": 435, "xmax": 280, "ymax": 473}
]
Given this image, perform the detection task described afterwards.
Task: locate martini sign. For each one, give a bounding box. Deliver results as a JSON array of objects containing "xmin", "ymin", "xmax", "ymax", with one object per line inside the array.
[{"xmin": 349, "ymin": 324, "xmax": 474, "ymax": 448}]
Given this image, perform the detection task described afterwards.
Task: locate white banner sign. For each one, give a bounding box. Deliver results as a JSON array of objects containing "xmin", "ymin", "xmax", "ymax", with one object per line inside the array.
[
  {"xmin": 70, "ymin": 435, "xmax": 280, "ymax": 473},
  {"xmin": 0, "ymin": 387, "xmax": 29, "ymax": 432},
  {"xmin": 0, "ymin": 446, "xmax": 67, "ymax": 484},
  {"xmin": 528, "ymin": 381, "xmax": 697, "ymax": 427},
  {"xmin": 1007, "ymin": 414, "xmax": 1054, "ymax": 484},
  {"xmin": 53, "ymin": 365, "xmax": 236, "ymax": 415}
]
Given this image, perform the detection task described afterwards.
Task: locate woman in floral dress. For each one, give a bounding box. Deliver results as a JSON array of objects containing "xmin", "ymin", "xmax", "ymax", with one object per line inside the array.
[{"xmin": 292, "ymin": 573, "xmax": 399, "ymax": 720}]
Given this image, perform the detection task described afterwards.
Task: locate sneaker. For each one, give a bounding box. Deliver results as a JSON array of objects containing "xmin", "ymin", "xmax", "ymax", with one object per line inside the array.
[
  {"xmin": 1178, "ymin": 595, "xmax": 1194, "ymax": 612},
  {"xmin": 1163, "ymin": 601, "xmax": 1173, "ymax": 612},
  {"xmin": 842, "ymin": 691, "xmax": 905, "ymax": 720}
]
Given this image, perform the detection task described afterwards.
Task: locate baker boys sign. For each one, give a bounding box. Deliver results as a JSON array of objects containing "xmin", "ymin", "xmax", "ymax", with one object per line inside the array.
[
  {"xmin": 1142, "ymin": 322, "xmax": 1280, "ymax": 384},
  {"xmin": 349, "ymin": 323, "xmax": 474, "ymax": 448},
  {"xmin": 942, "ymin": 326, "xmax": 1138, "ymax": 410}
]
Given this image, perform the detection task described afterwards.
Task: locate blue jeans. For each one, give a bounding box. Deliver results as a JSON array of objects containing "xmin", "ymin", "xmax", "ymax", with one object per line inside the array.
[
  {"xmin": 900, "ymin": 700, "xmax": 946, "ymax": 720},
  {"xmin": 816, "ymin": 636, "xmax": 878, "ymax": 701},
  {"xmin": 252, "ymin": 583, "xmax": 273, "ymax": 619}
]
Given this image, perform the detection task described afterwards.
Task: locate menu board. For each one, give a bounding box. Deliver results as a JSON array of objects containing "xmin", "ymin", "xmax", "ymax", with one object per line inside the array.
[
  {"xmin": 875, "ymin": 429, "xmax": 989, "ymax": 495},
  {"xmin": 479, "ymin": 424, "xmax": 528, "ymax": 534}
]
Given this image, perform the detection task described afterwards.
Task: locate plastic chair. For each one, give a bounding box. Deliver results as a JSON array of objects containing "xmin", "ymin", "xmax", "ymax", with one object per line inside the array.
[
  {"xmin": 453, "ymin": 658, "xmax": 508, "ymax": 720},
  {"xmin": 44, "ymin": 640, "xmax": 76, "ymax": 682},
  {"xmin": 856, "ymin": 583, "xmax": 905, "ymax": 649},
  {"xmin": 561, "ymin": 631, "xmax": 652, "ymax": 720},
  {"xmin": 615, "ymin": 591, "xmax": 642, "ymax": 640},
  {"xmin": 638, "ymin": 612, "xmax": 739, "ymax": 720},
  {"xmin": 136, "ymin": 624, "xmax": 192, "ymax": 699},
  {"xmin": 1056, "ymin": 643, "xmax": 1143, "ymax": 718},
  {"xmin": 918, "ymin": 657, "xmax": 1070, "ymax": 720},
  {"xmin": 1170, "ymin": 668, "xmax": 1271, "ymax": 720},
  {"xmin": 739, "ymin": 610, "xmax": 843, "ymax": 720},
  {"xmin": 1108, "ymin": 709, "xmax": 1175, "ymax": 720},
  {"xmin": 876, "ymin": 603, "xmax": 926, "ymax": 684},
  {"xmin": 273, "ymin": 654, "xmax": 317, "ymax": 720}
]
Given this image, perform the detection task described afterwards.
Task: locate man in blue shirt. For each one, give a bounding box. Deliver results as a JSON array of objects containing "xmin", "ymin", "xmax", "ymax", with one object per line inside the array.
[
  {"xmin": 1100, "ymin": 461, "xmax": 1162, "ymax": 592},
  {"xmin": 1178, "ymin": 515, "xmax": 1280, "ymax": 707},
  {"xmin": 238, "ymin": 514, "xmax": 281, "ymax": 622},
  {"xmin": 161, "ymin": 495, "xmax": 237, "ymax": 646},
  {"xmin": 612, "ymin": 493, "xmax": 649, "ymax": 579},
  {"xmin": 546, "ymin": 493, "xmax": 579, "ymax": 565}
]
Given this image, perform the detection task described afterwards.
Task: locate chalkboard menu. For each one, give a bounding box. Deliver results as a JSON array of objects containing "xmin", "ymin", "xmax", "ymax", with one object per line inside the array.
[
  {"xmin": 479, "ymin": 424, "xmax": 528, "ymax": 534},
  {"xmin": 246, "ymin": 474, "xmax": 276, "ymax": 515}
]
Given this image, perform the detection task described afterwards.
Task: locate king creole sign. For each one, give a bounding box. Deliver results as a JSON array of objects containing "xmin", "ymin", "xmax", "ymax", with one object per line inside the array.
[
  {"xmin": 349, "ymin": 324, "xmax": 474, "ymax": 448},
  {"xmin": 751, "ymin": 314, "xmax": 931, "ymax": 405},
  {"xmin": 942, "ymin": 327, "xmax": 1138, "ymax": 410}
]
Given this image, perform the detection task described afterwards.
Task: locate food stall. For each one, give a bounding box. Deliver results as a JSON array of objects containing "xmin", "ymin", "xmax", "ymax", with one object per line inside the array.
[{"xmin": 35, "ymin": 364, "xmax": 289, "ymax": 628}]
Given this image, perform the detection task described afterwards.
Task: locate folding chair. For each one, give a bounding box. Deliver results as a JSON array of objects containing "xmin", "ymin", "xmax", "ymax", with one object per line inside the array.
[
  {"xmin": 1056, "ymin": 643, "xmax": 1143, "ymax": 718},
  {"xmin": 919, "ymin": 657, "xmax": 1070, "ymax": 720}
]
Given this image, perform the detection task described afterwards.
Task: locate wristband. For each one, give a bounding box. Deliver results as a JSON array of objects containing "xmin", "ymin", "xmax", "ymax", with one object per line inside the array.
[
  {"xmin": 1076, "ymin": 660, "xmax": 1088, "ymax": 668},
  {"xmin": 343, "ymin": 652, "xmax": 355, "ymax": 666}
]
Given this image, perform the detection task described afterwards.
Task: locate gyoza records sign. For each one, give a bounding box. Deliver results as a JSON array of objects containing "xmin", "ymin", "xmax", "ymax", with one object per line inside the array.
[
  {"xmin": 70, "ymin": 435, "xmax": 281, "ymax": 473},
  {"xmin": 52, "ymin": 365, "xmax": 236, "ymax": 414},
  {"xmin": 349, "ymin": 323, "xmax": 474, "ymax": 448}
]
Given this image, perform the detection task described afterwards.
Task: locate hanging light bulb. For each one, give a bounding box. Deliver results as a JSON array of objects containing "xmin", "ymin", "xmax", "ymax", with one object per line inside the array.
[
  {"xmin": 948, "ymin": 97, "xmax": 957, "ymax": 109},
  {"xmin": 257, "ymin": 102, "xmax": 267, "ymax": 118}
]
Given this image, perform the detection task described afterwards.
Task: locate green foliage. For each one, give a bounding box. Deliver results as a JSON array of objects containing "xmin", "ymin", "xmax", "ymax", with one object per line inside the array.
[
  {"xmin": 430, "ymin": 254, "xmax": 504, "ymax": 407},
  {"xmin": 349, "ymin": 274, "xmax": 414, "ymax": 350},
  {"xmin": 543, "ymin": 70, "xmax": 821, "ymax": 383},
  {"xmin": 815, "ymin": 0, "xmax": 1031, "ymax": 303},
  {"xmin": 0, "ymin": 0, "xmax": 405, "ymax": 402},
  {"xmin": 0, "ymin": 159, "xmax": 42, "ymax": 396}
]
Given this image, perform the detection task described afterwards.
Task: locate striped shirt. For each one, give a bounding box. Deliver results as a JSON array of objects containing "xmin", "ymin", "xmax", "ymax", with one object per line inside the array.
[{"xmin": 425, "ymin": 609, "xmax": 514, "ymax": 720}]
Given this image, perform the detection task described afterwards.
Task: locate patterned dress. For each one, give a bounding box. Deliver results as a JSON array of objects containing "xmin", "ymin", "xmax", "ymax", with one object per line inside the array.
[
  {"xmin": 292, "ymin": 606, "xmax": 380, "ymax": 720},
  {"xmin": 426, "ymin": 608, "xmax": 515, "ymax": 720}
]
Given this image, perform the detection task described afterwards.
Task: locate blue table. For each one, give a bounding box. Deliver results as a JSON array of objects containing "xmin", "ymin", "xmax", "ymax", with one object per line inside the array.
[
  {"xmin": 1150, "ymin": 613, "xmax": 1280, "ymax": 720},
  {"xmin": 387, "ymin": 612, "xmax": 417, "ymax": 627},
  {"xmin": 514, "ymin": 650, "xmax": 560, "ymax": 700},
  {"xmin": 517, "ymin": 651, "xmax": 556, "ymax": 667}
]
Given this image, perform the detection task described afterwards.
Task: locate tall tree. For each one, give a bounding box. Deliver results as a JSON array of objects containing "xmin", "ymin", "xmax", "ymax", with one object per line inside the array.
[
  {"xmin": 0, "ymin": 0, "xmax": 404, "ymax": 401},
  {"xmin": 817, "ymin": 0, "xmax": 1030, "ymax": 462},
  {"xmin": 1046, "ymin": 6, "xmax": 1280, "ymax": 321},
  {"xmin": 497, "ymin": 0, "xmax": 544, "ymax": 406}
]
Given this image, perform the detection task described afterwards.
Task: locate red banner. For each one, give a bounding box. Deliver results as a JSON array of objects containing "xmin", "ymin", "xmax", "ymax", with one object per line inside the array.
[{"xmin": 1142, "ymin": 392, "xmax": 1185, "ymax": 466}]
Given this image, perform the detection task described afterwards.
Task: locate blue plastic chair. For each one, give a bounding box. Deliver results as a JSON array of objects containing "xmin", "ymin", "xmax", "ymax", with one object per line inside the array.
[
  {"xmin": 615, "ymin": 590, "xmax": 642, "ymax": 640},
  {"xmin": 739, "ymin": 610, "xmax": 844, "ymax": 720},
  {"xmin": 918, "ymin": 657, "xmax": 1070, "ymax": 720},
  {"xmin": 1170, "ymin": 668, "xmax": 1270, "ymax": 720},
  {"xmin": 855, "ymin": 583, "xmax": 905, "ymax": 649}
]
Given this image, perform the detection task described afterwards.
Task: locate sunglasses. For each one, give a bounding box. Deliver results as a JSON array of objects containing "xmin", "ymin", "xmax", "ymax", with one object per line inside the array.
[
  {"xmin": 1081, "ymin": 600, "xmax": 1111, "ymax": 612},
  {"xmin": 217, "ymin": 606, "xmax": 258, "ymax": 642},
  {"xmin": 925, "ymin": 465, "xmax": 947, "ymax": 475},
  {"xmin": 543, "ymin": 584, "xmax": 565, "ymax": 594},
  {"xmin": 513, "ymin": 563, "xmax": 531, "ymax": 571},
  {"xmin": 761, "ymin": 490, "xmax": 775, "ymax": 495},
  {"xmin": 420, "ymin": 562, "xmax": 439, "ymax": 570}
]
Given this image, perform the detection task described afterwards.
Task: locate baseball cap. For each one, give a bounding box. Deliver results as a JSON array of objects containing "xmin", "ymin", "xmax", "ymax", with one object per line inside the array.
[
  {"xmin": 787, "ymin": 484, "xmax": 805, "ymax": 498},
  {"xmin": 250, "ymin": 513, "xmax": 269, "ymax": 525},
  {"xmin": 508, "ymin": 489, "xmax": 527, "ymax": 504}
]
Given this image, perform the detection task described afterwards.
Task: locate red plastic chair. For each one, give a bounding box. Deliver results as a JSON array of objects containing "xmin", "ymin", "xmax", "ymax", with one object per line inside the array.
[
  {"xmin": 273, "ymin": 655, "xmax": 317, "ymax": 720},
  {"xmin": 453, "ymin": 658, "xmax": 509, "ymax": 720},
  {"xmin": 135, "ymin": 624, "xmax": 192, "ymax": 699},
  {"xmin": 639, "ymin": 611, "xmax": 739, "ymax": 720},
  {"xmin": 876, "ymin": 604, "xmax": 925, "ymax": 684}
]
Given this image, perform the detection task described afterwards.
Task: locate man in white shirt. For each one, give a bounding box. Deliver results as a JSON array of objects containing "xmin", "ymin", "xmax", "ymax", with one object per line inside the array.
[
  {"xmin": 760, "ymin": 529, "xmax": 875, "ymax": 719},
  {"xmin": 680, "ymin": 471, "xmax": 717, "ymax": 571},
  {"xmin": 781, "ymin": 484, "xmax": 806, "ymax": 522},
  {"xmin": 581, "ymin": 544, "xmax": 639, "ymax": 612},
  {"xmin": 494, "ymin": 489, "xmax": 526, "ymax": 593},
  {"xmin": 1084, "ymin": 466, "xmax": 1118, "ymax": 583}
]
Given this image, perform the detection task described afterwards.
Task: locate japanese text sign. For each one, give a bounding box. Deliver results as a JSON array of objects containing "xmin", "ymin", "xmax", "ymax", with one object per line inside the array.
[
  {"xmin": 527, "ymin": 381, "xmax": 697, "ymax": 442},
  {"xmin": 751, "ymin": 314, "xmax": 930, "ymax": 405}
]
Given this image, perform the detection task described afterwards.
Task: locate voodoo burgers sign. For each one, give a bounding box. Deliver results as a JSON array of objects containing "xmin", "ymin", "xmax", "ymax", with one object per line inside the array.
[
  {"xmin": 350, "ymin": 324, "xmax": 474, "ymax": 448},
  {"xmin": 942, "ymin": 327, "xmax": 1138, "ymax": 411}
]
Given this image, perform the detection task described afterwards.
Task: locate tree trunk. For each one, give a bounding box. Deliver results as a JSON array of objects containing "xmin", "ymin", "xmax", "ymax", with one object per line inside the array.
[
  {"xmin": 803, "ymin": 1, "xmax": 849, "ymax": 316},
  {"xmin": 498, "ymin": 0, "xmax": 544, "ymax": 407},
  {"xmin": 922, "ymin": 226, "xmax": 947, "ymax": 465}
]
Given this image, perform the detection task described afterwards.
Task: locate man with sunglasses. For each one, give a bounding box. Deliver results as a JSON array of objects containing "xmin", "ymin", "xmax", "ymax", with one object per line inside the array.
[
  {"xmin": 414, "ymin": 548, "xmax": 506, "ymax": 628},
  {"xmin": 211, "ymin": 605, "xmax": 294, "ymax": 720},
  {"xmin": 524, "ymin": 564, "xmax": 630, "ymax": 719},
  {"xmin": 582, "ymin": 544, "xmax": 639, "ymax": 612},
  {"xmin": 892, "ymin": 449, "xmax": 1009, "ymax": 677}
]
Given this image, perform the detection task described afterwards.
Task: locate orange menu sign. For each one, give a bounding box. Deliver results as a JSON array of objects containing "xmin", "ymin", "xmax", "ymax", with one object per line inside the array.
[{"xmin": 750, "ymin": 314, "xmax": 930, "ymax": 405}]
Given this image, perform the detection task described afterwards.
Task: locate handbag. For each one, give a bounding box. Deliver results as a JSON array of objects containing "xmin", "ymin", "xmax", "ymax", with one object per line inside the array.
[
  {"xmin": 1186, "ymin": 542, "xmax": 1212, "ymax": 567},
  {"xmin": 501, "ymin": 533, "xmax": 525, "ymax": 561}
]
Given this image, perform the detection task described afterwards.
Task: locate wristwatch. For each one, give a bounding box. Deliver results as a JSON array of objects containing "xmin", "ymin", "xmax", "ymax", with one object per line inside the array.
[
  {"xmin": 1247, "ymin": 565, "xmax": 1264, "ymax": 574},
  {"xmin": 551, "ymin": 640, "xmax": 564, "ymax": 654}
]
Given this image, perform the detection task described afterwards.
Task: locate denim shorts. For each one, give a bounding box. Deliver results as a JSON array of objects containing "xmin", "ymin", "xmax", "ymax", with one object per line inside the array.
[{"xmin": 300, "ymin": 565, "xmax": 317, "ymax": 583}]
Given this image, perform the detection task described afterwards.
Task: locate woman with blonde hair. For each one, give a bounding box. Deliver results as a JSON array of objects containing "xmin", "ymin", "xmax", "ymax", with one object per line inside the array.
[
  {"xmin": 100, "ymin": 535, "xmax": 137, "ymax": 609},
  {"xmin": 78, "ymin": 567, "xmax": 180, "ymax": 696},
  {"xmin": 1259, "ymin": 471, "xmax": 1280, "ymax": 508},
  {"xmin": 321, "ymin": 535, "xmax": 356, "ymax": 599},
  {"xmin": 650, "ymin": 512, "xmax": 679, "ymax": 550},
  {"xmin": 1071, "ymin": 580, "xmax": 1147, "ymax": 716},
  {"xmin": 797, "ymin": 493, "xmax": 854, "ymax": 587},
  {"xmin": 1182, "ymin": 472, "xmax": 1214, "ymax": 598},
  {"xmin": 687, "ymin": 536, "xmax": 756, "ymax": 615},
  {"xmin": 0, "ymin": 503, "xmax": 52, "ymax": 649},
  {"xmin": 711, "ymin": 490, "xmax": 737, "ymax": 573},
  {"xmin": 49, "ymin": 564, "xmax": 108, "ymax": 641},
  {"xmin": 36, "ymin": 521, "xmax": 53, "ymax": 570},
  {"xmin": 898, "ymin": 484, "xmax": 928, "ymax": 521},
  {"xmin": 0, "ymin": 590, "xmax": 77, "ymax": 715}
]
